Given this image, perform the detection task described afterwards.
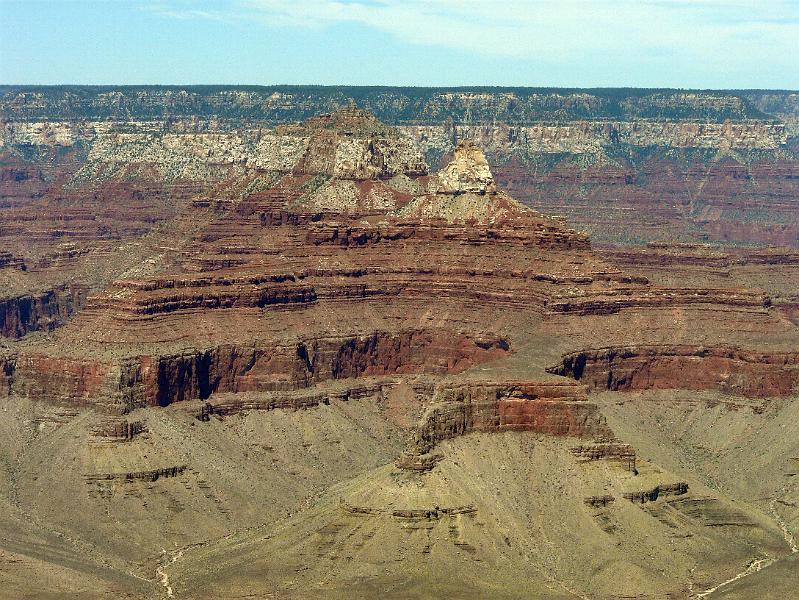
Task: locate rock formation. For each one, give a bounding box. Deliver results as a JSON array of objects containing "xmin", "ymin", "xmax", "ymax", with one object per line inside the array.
[
  {"xmin": 3, "ymin": 86, "xmax": 797, "ymax": 247},
  {"xmin": 434, "ymin": 140, "xmax": 496, "ymax": 194},
  {"xmin": 1, "ymin": 100, "xmax": 797, "ymax": 600},
  {"xmin": 549, "ymin": 345, "xmax": 799, "ymax": 398}
]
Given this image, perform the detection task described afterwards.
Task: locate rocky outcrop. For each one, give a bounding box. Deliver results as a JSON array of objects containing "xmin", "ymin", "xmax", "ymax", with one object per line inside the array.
[
  {"xmin": 400, "ymin": 380, "xmax": 610, "ymax": 464},
  {"xmin": 84, "ymin": 465, "xmax": 186, "ymax": 484},
  {"xmin": 0, "ymin": 284, "xmax": 88, "ymax": 338},
  {"xmin": 283, "ymin": 106, "xmax": 429, "ymax": 179},
  {"xmin": 116, "ymin": 330, "xmax": 507, "ymax": 409},
  {"xmin": 340, "ymin": 500, "xmax": 477, "ymax": 522},
  {"xmin": 549, "ymin": 345, "xmax": 799, "ymax": 398},
  {"xmin": 0, "ymin": 352, "xmax": 13, "ymax": 398},
  {"xmin": 199, "ymin": 379, "xmax": 391, "ymax": 419},
  {"xmin": 570, "ymin": 443, "xmax": 637, "ymax": 472},
  {"xmin": 623, "ymin": 483, "xmax": 689, "ymax": 504},
  {"xmin": 434, "ymin": 140, "xmax": 496, "ymax": 194},
  {"xmin": 584, "ymin": 495, "xmax": 616, "ymax": 508},
  {"xmin": 306, "ymin": 219, "xmax": 590, "ymax": 250},
  {"xmin": 0, "ymin": 251, "xmax": 25, "ymax": 270},
  {"xmin": 91, "ymin": 418, "xmax": 146, "ymax": 442},
  {"xmin": 545, "ymin": 287, "xmax": 770, "ymax": 315},
  {"xmin": 10, "ymin": 354, "xmax": 116, "ymax": 406},
  {"xmin": 86, "ymin": 276, "xmax": 320, "ymax": 317},
  {"xmin": 5, "ymin": 330, "xmax": 508, "ymax": 409}
]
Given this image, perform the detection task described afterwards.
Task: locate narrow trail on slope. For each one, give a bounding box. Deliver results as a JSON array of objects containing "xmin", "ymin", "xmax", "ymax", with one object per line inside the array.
[
  {"xmin": 156, "ymin": 546, "xmax": 189, "ymax": 599},
  {"xmin": 695, "ymin": 489, "xmax": 798, "ymax": 598},
  {"xmin": 695, "ymin": 556, "xmax": 775, "ymax": 599},
  {"xmin": 149, "ymin": 524, "xmax": 264, "ymax": 600},
  {"xmin": 770, "ymin": 494, "xmax": 798, "ymax": 554},
  {"xmin": 155, "ymin": 557, "xmax": 173, "ymax": 598}
]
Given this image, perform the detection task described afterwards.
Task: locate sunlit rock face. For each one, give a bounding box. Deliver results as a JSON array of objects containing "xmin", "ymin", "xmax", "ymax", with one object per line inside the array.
[
  {"xmin": 434, "ymin": 140, "xmax": 496, "ymax": 195},
  {"xmin": 1, "ymin": 91, "xmax": 799, "ymax": 600}
]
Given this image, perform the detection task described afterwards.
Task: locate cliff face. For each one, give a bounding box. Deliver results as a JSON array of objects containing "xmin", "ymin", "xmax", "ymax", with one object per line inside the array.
[
  {"xmin": 3, "ymin": 86, "xmax": 796, "ymax": 248},
  {"xmin": 549, "ymin": 345, "xmax": 799, "ymax": 398},
  {"xmin": 403, "ymin": 120, "xmax": 787, "ymax": 156},
  {"xmin": 7, "ymin": 118, "xmax": 792, "ymax": 413},
  {"xmin": 2, "ymin": 103, "xmax": 798, "ymax": 600},
  {"xmin": 0, "ymin": 284, "xmax": 87, "ymax": 338},
  {"xmin": 0, "ymin": 86, "xmax": 776, "ymax": 122}
]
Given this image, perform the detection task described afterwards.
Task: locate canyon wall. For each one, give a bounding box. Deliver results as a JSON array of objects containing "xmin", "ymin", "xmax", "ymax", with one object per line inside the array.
[
  {"xmin": 549, "ymin": 345, "xmax": 799, "ymax": 398},
  {"xmin": 0, "ymin": 86, "xmax": 779, "ymax": 122},
  {"xmin": 3, "ymin": 330, "xmax": 509, "ymax": 409},
  {"xmin": 0, "ymin": 284, "xmax": 88, "ymax": 338},
  {"xmin": 3, "ymin": 86, "xmax": 796, "ymax": 247}
]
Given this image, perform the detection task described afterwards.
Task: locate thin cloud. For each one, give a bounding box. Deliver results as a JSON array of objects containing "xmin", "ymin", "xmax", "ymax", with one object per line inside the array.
[
  {"xmin": 142, "ymin": 3, "xmax": 234, "ymax": 22},
  {"xmin": 146, "ymin": 0, "xmax": 799, "ymax": 70}
]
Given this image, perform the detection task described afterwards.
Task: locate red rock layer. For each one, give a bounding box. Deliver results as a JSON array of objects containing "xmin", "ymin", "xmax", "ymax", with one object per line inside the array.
[
  {"xmin": 10, "ymin": 354, "xmax": 115, "ymax": 406},
  {"xmin": 5, "ymin": 330, "xmax": 508, "ymax": 409},
  {"xmin": 546, "ymin": 287, "xmax": 769, "ymax": 315},
  {"xmin": 548, "ymin": 345, "xmax": 799, "ymax": 398},
  {"xmin": 405, "ymin": 380, "xmax": 611, "ymax": 457},
  {"xmin": 4, "ymin": 113, "xmax": 796, "ymax": 443},
  {"xmin": 495, "ymin": 157, "xmax": 799, "ymax": 247},
  {"xmin": 0, "ymin": 284, "xmax": 88, "ymax": 338}
]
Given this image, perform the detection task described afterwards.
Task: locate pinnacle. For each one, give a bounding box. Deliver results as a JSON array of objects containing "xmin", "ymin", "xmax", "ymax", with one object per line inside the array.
[{"xmin": 436, "ymin": 140, "xmax": 496, "ymax": 194}]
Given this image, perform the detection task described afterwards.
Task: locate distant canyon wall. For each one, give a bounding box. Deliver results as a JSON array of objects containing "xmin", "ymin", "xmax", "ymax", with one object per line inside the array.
[
  {"xmin": 2, "ymin": 86, "xmax": 794, "ymax": 123},
  {"xmin": 2, "ymin": 87, "xmax": 798, "ymax": 247}
]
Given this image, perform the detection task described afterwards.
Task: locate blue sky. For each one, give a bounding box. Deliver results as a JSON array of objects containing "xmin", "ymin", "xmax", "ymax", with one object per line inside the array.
[{"xmin": 2, "ymin": 0, "xmax": 798, "ymax": 88}]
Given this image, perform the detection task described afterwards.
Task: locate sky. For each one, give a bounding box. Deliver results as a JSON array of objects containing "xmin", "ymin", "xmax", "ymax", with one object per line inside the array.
[{"xmin": 1, "ymin": 0, "xmax": 798, "ymax": 89}]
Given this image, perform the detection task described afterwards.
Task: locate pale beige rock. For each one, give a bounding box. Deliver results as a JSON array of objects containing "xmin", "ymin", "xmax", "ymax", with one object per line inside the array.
[{"xmin": 434, "ymin": 140, "xmax": 496, "ymax": 194}]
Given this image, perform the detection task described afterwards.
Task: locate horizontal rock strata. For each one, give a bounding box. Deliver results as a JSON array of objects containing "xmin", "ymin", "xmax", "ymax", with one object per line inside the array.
[
  {"xmin": 549, "ymin": 345, "xmax": 799, "ymax": 398},
  {"xmin": 3, "ymin": 330, "xmax": 508, "ymax": 409},
  {"xmin": 0, "ymin": 284, "xmax": 88, "ymax": 338},
  {"xmin": 623, "ymin": 483, "xmax": 689, "ymax": 504},
  {"xmin": 401, "ymin": 380, "xmax": 611, "ymax": 462}
]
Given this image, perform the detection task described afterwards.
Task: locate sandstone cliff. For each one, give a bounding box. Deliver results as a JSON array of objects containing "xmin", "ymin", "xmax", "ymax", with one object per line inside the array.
[{"xmin": 3, "ymin": 86, "xmax": 796, "ymax": 247}]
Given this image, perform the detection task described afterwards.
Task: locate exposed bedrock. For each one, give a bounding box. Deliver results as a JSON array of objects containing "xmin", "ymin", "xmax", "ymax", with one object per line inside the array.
[
  {"xmin": 401, "ymin": 380, "xmax": 611, "ymax": 462},
  {"xmin": 548, "ymin": 345, "xmax": 799, "ymax": 398},
  {"xmin": 0, "ymin": 352, "xmax": 13, "ymax": 397},
  {"xmin": 570, "ymin": 442, "xmax": 637, "ymax": 472},
  {"xmin": 8, "ymin": 354, "xmax": 115, "ymax": 405},
  {"xmin": 120, "ymin": 330, "xmax": 508, "ymax": 408},
  {"xmin": 306, "ymin": 219, "xmax": 590, "ymax": 250},
  {"xmin": 545, "ymin": 287, "xmax": 770, "ymax": 315},
  {"xmin": 84, "ymin": 465, "xmax": 187, "ymax": 484},
  {"xmin": 623, "ymin": 483, "xmax": 689, "ymax": 504},
  {"xmin": 6, "ymin": 329, "xmax": 508, "ymax": 408},
  {"xmin": 198, "ymin": 379, "xmax": 392, "ymax": 420},
  {"xmin": 0, "ymin": 284, "xmax": 88, "ymax": 338},
  {"xmin": 0, "ymin": 251, "xmax": 25, "ymax": 270},
  {"xmin": 91, "ymin": 418, "xmax": 146, "ymax": 442}
]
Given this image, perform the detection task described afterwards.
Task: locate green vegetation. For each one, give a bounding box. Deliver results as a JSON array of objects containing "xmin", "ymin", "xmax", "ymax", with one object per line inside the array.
[{"xmin": 1, "ymin": 85, "xmax": 788, "ymax": 124}]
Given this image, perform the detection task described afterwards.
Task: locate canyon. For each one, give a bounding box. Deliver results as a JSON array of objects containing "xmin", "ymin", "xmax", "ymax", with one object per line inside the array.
[{"xmin": 0, "ymin": 88, "xmax": 797, "ymax": 599}]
